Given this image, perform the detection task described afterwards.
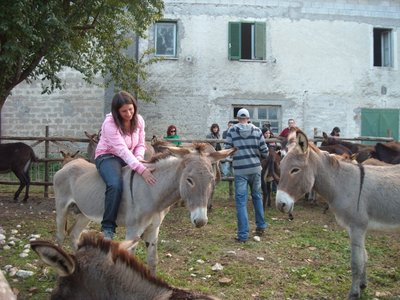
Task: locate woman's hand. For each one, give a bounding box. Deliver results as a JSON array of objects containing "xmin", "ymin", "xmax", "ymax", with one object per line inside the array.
[{"xmin": 141, "ymin": 168, "xmax": 156, "ymax": 185}]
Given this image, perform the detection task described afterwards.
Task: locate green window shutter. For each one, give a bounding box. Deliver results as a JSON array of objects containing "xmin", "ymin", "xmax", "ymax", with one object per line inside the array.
[
  {"xmin": 228, "ymin": 22, "xmax": 241, "ymax": 60},
  {"xmin": 254, "ymin": 22, "xmax": 266, "ymax": 60}
]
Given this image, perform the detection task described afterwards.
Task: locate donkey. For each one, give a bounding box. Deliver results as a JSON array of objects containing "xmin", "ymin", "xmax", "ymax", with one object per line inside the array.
[
  {"xmin": 276, "ymin": 129, "xmax": 400, "ymax": 299},
  {"xmin": 60, "ymin": 150, "xmax": 82, "ymax": 167},
  {"xmin": 31, "ymin": 231, "xmax": 220, "ymax": 300},
  {"xmin": 0, "ymin": 142, "xmax": 37, "ymax": 202},
  {"xmin": 320, "ymin": 132, "xmax": 374, "ymax": 163},
  {"xmin": 53, "ymin": 144, "xmax": 236, "ymax": 275},
  {"xmin": 84, "ymin": 131, "xmax": 100, "ymax": 163},
  {"xmin": 261, "ymin": 148, "xmax": 281, "ymax": 209}
]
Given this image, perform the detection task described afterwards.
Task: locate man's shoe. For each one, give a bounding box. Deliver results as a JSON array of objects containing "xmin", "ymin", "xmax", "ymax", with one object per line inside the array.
[{"xmin": 234, "ymin": 237, "xmax": 247, "ymax": 243}]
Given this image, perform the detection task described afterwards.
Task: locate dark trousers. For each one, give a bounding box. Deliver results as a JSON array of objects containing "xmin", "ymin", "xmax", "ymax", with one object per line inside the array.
[{"xmin": 95, "ymin": 154, "xmax": 126, "ymax": 233}]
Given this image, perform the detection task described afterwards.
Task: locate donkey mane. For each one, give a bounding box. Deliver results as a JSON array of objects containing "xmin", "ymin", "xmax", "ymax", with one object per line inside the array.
[
  {"xmin": 77, "ymin": 232, "xmax": 171, "ymax": 289},
  {"xmin": 309, "ymin": 142, "xmax": 342, "ymax": 168}
]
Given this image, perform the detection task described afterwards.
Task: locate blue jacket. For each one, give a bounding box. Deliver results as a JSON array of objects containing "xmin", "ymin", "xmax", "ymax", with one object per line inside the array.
[{"xmin": 224, "ymin": 123, "xmax": 269, "ymax": 175}]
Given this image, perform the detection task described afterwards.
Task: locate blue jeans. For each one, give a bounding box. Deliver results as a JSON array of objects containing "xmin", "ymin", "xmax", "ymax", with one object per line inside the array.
[
  {"xmin": 221, "ymin": 160, "xmax": 232, "ymax": 177},
  {"xmin": 234, "ymin": 173, "xmax": 267, "ymax": 241},
  {"xmin": 95, "ymin": 154, "xmax": 126, "ymax": 233}
]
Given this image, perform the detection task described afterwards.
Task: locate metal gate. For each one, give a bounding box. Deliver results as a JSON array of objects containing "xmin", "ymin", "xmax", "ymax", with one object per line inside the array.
[{"xmin": 361, "ymin": 108, "xmax": 399, "ymax": 143}]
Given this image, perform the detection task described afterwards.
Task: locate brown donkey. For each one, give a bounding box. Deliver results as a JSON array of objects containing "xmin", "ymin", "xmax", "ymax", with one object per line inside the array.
[{"xmin": 31, "ymin": 231, "xmax": 220, "ymax": 300}]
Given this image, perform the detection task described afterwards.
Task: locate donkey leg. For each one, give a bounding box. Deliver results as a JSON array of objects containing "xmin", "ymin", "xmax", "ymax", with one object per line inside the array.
[
  {"xmin": 348, "ymin": 228, "xmax": 367, "ymax": 300},
  {"xmin": 22, "ymin": 172, "xmax": 31, "ymax": 202},
  {"xmin": 12, "ymin": 171, "xmax": 27, "ymax": 202},
  {"xmin": 266, "ymin": 181, "xmax": 272, "ymax": 207},
  {"xmin": 140, "ymin": 225, "xmax": 161, "ymax": 276},
  {"xmin": 261, "ymin": 177, "xmax": 267, "ymax": 210},
  {"xmin": 55, "ymin": 201, "xmax": 69, "ymax": 245},
  {"xmin": 69, "ymin": 214, "xmax": 91, "ymax": 249}
]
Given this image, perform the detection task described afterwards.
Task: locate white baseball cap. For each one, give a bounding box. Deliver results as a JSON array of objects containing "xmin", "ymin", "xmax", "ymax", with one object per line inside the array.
[{"xmin": 237, "ymin": 108, "xmax": 250, "ymax": 119}]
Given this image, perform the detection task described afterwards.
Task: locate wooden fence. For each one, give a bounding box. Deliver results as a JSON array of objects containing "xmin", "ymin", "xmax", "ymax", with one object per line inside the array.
[
  {"xmin": 0, "ymin": 126, "xmax": 395, "ymax": 199},
  {"xmin": 0, "ymin": 126, "xmax": 91, "ymax": 198}
]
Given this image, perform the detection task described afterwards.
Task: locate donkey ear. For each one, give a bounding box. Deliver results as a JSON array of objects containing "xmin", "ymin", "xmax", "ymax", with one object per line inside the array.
[
  {"xmin": 30, "ymin": 241, "xmax": 75, "ymax": 277},
  {"xmin": 296, "ymin": 131, "xmax": 309, "ymax": 153},
  {"xmin": 119, "ymin": 236, "xmax": 141, "ymax": 251},
  {"xmin": 162, "ymin": 146, "xmax": 191, "ymax": 156},
  {"xmin": 208, "ymin": 147, "xmax": 237, "ymax": 163}
]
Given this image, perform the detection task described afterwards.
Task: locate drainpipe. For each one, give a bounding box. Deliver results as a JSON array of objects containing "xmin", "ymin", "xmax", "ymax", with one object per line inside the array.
[
  {"xmin": 302, "ymin": 90, "xmax": 308, "ymax": 134},
  {"xmin": 0, "ymin": 110, "xmax": 2, "ymax": 143},
  {"xmin": 134, "ymin": 34, "xmax": 140, "ymax": 99}
]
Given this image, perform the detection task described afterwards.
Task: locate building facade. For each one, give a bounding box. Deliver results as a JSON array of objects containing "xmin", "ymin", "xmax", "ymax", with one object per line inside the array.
[{"xmin": 3, "ymin": 0, "xmax": 400, "ymax": 147}]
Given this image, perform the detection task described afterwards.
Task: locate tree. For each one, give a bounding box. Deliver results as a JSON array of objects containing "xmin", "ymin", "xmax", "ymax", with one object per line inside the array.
[{"xmin": 0, "ymin": 0, "xmax": 164, "ymax": 111}]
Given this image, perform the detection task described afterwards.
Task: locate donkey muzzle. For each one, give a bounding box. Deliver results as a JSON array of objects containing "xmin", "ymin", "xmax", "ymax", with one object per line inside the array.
[
  {"xmin": 191, "ymin": 207, "xmax": 208, "ymax": 228},
  {"xmin": 276, "ymin": 190, "xmax": 294, "ymax": 214}
]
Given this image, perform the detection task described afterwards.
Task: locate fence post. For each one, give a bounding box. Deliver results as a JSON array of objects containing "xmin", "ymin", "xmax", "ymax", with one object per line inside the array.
[{"xmin": 44, "ymin": 126, "xmax": 49, "ymax": 198}]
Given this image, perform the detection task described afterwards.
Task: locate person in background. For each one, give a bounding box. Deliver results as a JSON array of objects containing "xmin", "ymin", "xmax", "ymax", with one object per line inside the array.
[
  {"xmin": 221, "ymin": 121, "xmax": 234, "ymax": 177},
  {"xmin": 279, "ymin": 118, "xmax": 296, "ymax": 138},
  {"xmin": 95, "ymin": 91, "xmax": 156, "ymax": 240},
  {"xmin": 225, "ymin": 108, "xmax": 269, "ymax": 243},
  {"xmin": 262, "ymin": 127, "xmax": 277, "ymax": 149},
  {"xmin": 222, "ymin": 121, "xmax": 234, "ymax": 139},
  {"xmin": 330, "ymin": 126, "xmax": 341, "ymax": 137},
  {"xmin": 206, "ymin": 123, "xmax": 222, "ymax": 151},
  {"xmin": 164, "ymin": 125, "xmax": 181, "ymax": 146}
]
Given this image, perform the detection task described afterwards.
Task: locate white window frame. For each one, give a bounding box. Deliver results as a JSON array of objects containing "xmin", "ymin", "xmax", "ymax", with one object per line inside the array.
[
  {"xmin": 373, "ymin": 28, "xmax": 394, "ymax": 68},
  {"xmin": 233, "ymin": 106, "xmax": 281, "ymax": 134},
  {"xmin": 155, "ymin": 22, "xmax": 177, "ymax": 57}
]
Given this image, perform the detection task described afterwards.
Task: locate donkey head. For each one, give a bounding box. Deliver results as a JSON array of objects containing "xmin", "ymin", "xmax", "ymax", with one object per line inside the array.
[
  {"xmin": 276, "ymin": 129, "xmax": 316, "ymax": 214},
  {"xmin": 166, "ymin": 144, "xmax": 236, "ymax": 227}
]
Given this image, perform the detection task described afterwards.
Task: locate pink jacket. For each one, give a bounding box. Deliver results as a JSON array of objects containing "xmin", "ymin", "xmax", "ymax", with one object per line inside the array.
[{"xmin": 95, "ymin": 113, "xmax": 146, "ymax": 174}]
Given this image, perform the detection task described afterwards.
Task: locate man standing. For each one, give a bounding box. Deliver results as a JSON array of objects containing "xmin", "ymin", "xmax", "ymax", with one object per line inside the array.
[
  {"xmin": 224, "ymin": 108, "xmax": 269, "ymax": 242},
  {"xmin": 279, "ymin": 118, "xmax": 296, "ymax": 138}
]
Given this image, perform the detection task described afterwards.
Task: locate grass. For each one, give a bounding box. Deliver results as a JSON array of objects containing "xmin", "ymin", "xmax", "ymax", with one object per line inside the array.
[{"xmin": 1, "ymin": 182, "xmax": 400, "ymax": 299}]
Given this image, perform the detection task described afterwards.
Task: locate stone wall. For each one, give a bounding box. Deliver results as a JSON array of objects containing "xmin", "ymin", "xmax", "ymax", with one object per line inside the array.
[{"xmin": 2, "ymin": 69, "xmax": 105, "ymax": 155}]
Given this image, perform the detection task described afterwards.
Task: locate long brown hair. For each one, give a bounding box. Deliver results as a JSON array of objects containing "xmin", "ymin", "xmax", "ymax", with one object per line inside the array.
[
  {"xmin": 111, "ymin": 91, "xmax": 138, "ymax": 135},
  {"xmin": 166, "ymin": 125, "xmax": 177, "ymax": 136}
]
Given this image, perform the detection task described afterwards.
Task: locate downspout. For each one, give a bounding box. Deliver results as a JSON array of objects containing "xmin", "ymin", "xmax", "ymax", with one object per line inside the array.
[
  {"xmin": 302, "ymin": 90, "xmax": 308, "ymax": 134},
  {"xmin": 0, "ymin": 108, "xmax": 2, "ymax": 143},
  {"xmin": 134, "ymin": 34, "xmax": 140, "ymax": 99}
]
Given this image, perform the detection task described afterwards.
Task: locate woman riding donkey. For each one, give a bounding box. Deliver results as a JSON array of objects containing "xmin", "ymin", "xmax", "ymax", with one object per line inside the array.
[{"xmin": 95, "ymin": 91, "xmax": 156, "ymax": 240}]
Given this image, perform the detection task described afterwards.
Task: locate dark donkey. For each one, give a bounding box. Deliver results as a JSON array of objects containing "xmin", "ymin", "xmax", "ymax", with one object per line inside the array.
[
  {"xmin": 0, "ymin": 142, "xmax": 37, "ymax": 202},
  {"xmin": 261, "ymin": 148, "xmax": 294, "ymax": 220},
  {"xmin": 261, "ymin": 148, "xmax": 281, "ymax": 209},
  {"xmin": 31, "ymin": 231, "xmax": 220, "ymax": 300}
]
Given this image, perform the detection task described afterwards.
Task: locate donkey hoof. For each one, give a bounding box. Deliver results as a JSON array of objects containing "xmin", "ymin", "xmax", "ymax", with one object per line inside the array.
[{"xmin": 347, "ymin": 291, "xmax": 360, "ymax": 300}]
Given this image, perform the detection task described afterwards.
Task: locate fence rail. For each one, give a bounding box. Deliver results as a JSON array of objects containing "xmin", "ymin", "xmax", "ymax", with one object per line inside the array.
[
  {"xmin": 0, "ymin": 126, "xmax": 92, "ymax": 198},
  {"xmin": 0, "ymin": 127, "xmax": 396, "ymax": 198}
]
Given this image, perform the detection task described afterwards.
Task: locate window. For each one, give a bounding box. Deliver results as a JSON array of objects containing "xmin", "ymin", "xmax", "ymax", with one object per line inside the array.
[
  {"xmin": 155, "ymin": 22, "xmax": 177, "ymax": 57},
  {"xmin": 373, "ymin": 28, "xmax": 393, "ymax": 67},
  {"xmin": 228, "ymin": 22, "xmax": 266, "ymax": 60},
  {"xmin": 233, "ymin": 106, "xmax": 280, "ymax": 134}
]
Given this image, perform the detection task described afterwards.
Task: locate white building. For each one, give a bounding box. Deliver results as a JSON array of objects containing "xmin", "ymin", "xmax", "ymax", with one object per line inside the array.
[{"xmin": 3, "ymin": 0, "xmax": 400, "ymax": 144}]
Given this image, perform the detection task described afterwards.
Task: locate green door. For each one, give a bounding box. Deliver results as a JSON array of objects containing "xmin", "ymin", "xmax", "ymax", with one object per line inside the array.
[{"xmin": 361, "ymin": 108, "xmax": 399, "ymax": 143}]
